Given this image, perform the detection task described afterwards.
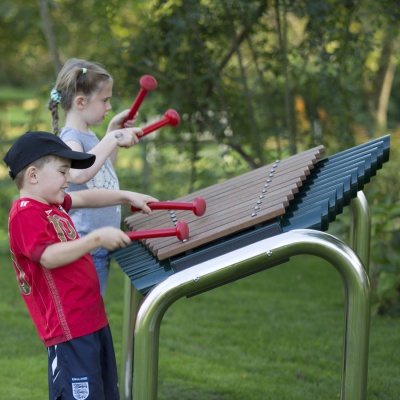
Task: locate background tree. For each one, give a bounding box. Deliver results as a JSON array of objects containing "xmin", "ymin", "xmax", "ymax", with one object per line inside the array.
[{"xmin": 0, "ymin": 0, "xmax": 399, "ymax": 314}]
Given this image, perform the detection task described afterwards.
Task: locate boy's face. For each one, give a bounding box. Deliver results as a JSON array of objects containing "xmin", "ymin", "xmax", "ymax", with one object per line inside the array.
[
  {"xmin": 34, "ymin": 157, "xmax": 72, "ymax": 205},
  {"xmin": 82, "ymin": 80, "xmax": 113, "ymax": 126}
]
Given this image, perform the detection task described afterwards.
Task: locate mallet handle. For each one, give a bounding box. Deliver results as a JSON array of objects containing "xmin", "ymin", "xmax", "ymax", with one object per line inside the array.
[
  {"xmin": 122, "ymin": 75, "xmax": 157, "ymax": 127},
  {"xmin": 125, "ymin": 221, "xmax": 189, "ymax": 242},
  {"xmin": 139, "ymin": 109, "xmax": 180, "ymax": 138},
  {"xmin": 131, "ymin": 197, "xmax": 206, "ymax": 217}
]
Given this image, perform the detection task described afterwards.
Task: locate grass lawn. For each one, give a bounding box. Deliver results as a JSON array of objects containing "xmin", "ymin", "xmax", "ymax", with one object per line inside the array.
[{"xmin": 0, "ymin": 251, "xmax": 399, "ymax": 399}]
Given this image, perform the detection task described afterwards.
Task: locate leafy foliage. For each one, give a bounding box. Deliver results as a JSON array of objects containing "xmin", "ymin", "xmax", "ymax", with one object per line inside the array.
[
  {"xmin": 1, "ymin": 0, "xmax": 400, "ymax": 315},
  {"xmin": 366, "ymin": 141, "xmax": 400, "ymax": 315},
  {"xmin": 370, "ymin": 201, "xmax": 400, "ymax": 316}
]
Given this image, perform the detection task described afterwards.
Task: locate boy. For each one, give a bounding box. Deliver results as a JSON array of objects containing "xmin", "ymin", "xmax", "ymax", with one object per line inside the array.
[{"xmin": 3, "ymin": 131, "xmax": 156, "ymax": 400}]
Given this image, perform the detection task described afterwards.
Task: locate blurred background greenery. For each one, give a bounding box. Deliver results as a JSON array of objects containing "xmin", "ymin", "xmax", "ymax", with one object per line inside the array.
[{"xmin": 0, "ymin": 1, "xmax": 399, "ymax": 313}]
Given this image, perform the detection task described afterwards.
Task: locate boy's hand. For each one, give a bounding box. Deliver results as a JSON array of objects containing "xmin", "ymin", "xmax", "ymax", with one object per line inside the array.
[
  {"xmin": 127, "ymin": 193, "xmax": 158, "ymax": 215},
  {"xmin": 123, "ymin": 193, "xmax": 158, "ymax": 230},
  {"xmin": 93, "ymin": 227, "xmax": 131, "ymax": 251}
]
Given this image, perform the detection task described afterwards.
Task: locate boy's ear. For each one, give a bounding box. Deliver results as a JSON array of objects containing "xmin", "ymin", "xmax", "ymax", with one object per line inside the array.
[{"xmin": 26, "ymin": 166, "xmax": 38, "ymax": 183}]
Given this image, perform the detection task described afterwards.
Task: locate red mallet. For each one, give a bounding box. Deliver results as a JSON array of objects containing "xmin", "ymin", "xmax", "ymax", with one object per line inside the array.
[
  {"xmin": 122, "ymin": 75, "xmax": 158, "ymax": 127},
  {"xmin": 125, "ymin": 221, "xmax": 189, "ymax": 242},
  {"xmin": 131, "ymin": 197, "xmax": 206, "ymax": 217},
  {"xmin": 139, "ymin": 109, "xmax": 180, "ymax": 138}
]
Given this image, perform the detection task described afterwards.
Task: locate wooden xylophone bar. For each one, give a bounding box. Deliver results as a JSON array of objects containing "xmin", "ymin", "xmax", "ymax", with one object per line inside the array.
[{"xmin": 112, "ymin": 135, "xmax": 390, "ymax": 296}]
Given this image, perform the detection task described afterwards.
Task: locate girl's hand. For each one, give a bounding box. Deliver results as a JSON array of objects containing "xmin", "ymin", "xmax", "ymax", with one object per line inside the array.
[
  {"xmin": 122, "ymin": 115, "xmax": 137, "ymax": 128},
  {"xmin": 113, "ymin": 128, "xmax": 143, "ymax": 148},
  {"xmin": 108, "ymin": 109, "xmax": 138, "ymax": 131}
]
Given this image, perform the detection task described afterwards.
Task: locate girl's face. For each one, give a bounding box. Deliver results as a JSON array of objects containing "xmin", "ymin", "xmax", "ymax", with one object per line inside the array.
[{"xmin": 82, "ymin": 80, "xmax": 113, "ymax": 126}]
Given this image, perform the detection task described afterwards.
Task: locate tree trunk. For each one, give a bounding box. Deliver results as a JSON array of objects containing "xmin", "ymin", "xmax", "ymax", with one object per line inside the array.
[
  {"xmin": 275, "ymin": 0, "xmax": 297, "ymax": 155},
  {"xmin": 376, "ymin": 45, "xmax": 397, "ymax": 133},
  {"xmin": 37, "ymin": 0, "xmax": 62, "ymax": 76}
]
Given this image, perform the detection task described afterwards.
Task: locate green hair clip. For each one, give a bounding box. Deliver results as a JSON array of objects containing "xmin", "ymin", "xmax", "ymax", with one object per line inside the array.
[
  {"xmin": 82, "ymin": 68, "xmax": 87, "ymax": 74},
  {"xmin": 50, "ymin": 88, "xmax": 62, "ymax": 104}
]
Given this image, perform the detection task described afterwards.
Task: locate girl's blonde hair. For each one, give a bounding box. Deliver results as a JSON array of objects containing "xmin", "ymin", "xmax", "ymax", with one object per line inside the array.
[{"xmin": 48, "ymin": 58, "xmax": 113, "ymax": 135}]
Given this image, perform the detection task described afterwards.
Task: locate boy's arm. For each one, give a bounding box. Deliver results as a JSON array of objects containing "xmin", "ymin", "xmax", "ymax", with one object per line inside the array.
[
  {"xmin": 69, "ymin": 189, "xmax": 157, "ymax": 214},
  {"xmin": 40, "ymin": 226, "xmax": 130, "ymax": 269},
  {"xmin": 41, "ymin": 189, "xmax": 157, "ymax": 269}
]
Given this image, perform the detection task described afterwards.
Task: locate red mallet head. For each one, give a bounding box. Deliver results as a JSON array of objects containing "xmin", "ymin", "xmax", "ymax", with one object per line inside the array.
[
  {"xmin": 141, "ymin": 109, "xmax": 180, "ymax": 137},
  {"xmin": 139, "ymin": 75, "xmax": 158, "ymax": 91},
  {"xmin": 176, "ymin": 221, "xmax": 189, "ymax": 241},
  {"xmin": 122, "ymin": 74, "xmax": 158, "ymax": 127},
  {"xmin": 164, "ymin": 109, "xmax": 180, "ymax": 126},
  {"xmin": 192, "ymin": 197, "xmax": 206, "ymax": 216}
]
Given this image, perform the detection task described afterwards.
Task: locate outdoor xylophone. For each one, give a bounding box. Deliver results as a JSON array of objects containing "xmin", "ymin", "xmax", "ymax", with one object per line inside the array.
[
  {"xmin": 113, "ymin": 74, "xmax": 389, "ymax": 400},
  {"xmin": 114, "ymin": 134, "xmax": 390, "ymax": 296}
]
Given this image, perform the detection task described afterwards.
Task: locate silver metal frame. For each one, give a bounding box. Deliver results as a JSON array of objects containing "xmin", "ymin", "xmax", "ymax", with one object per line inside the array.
[
  {"xmin": 120, "ymin": 276, "xmax": 143, "ymax": 400},
  {"xmin": 349, "ymin": 191, "xmax": 371, "ymax": 273},
  {"xmin": 119, "ymin": 190, "xmax": 372, "ymax": 400}
]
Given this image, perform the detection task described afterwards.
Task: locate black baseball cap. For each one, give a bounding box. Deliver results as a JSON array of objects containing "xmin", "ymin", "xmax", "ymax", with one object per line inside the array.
[{"xmin": 3, "ymin": 131, "xmax": 96, "ymax": 179}]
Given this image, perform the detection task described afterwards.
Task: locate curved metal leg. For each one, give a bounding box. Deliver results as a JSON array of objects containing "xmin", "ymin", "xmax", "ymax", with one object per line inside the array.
[
  {"xmin": 119, "ymin": 275, "xmax": 143, "ymax": 400},
  {"xmin": 133, "ymin": 229, "xmax": 370, "ymax": 400},
  {"xmin": 350, "ymin": 191, "xmax": 371, "ymax": 274}
]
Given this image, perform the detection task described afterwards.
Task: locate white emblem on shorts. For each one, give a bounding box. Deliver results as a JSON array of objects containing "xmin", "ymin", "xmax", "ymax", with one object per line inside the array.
[{"xmin": 71, "ymin": 377, "xmax": 89, "ymax": 400}]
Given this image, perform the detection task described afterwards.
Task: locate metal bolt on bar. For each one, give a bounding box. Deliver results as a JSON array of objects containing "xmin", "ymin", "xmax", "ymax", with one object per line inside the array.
[{"xmin": 132, "ymin": 229, "xmax": 370, "ymax": 400}]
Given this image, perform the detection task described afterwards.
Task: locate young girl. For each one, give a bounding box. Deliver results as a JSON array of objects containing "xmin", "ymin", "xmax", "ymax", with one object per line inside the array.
[{"xmin": 48, "ymin": 58, "xmax": 143, "ymax": 297}]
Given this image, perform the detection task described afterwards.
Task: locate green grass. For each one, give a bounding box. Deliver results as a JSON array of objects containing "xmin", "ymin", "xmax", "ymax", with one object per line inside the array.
[{"xmin": 0, "ymin": 253, "xmax": 399, "ymax": 399}]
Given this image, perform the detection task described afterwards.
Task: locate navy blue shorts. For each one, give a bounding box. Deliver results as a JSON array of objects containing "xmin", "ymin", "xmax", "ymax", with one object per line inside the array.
[{"xmin": 47, "ymin": 325, "xmax": 120, "ymax": 400}]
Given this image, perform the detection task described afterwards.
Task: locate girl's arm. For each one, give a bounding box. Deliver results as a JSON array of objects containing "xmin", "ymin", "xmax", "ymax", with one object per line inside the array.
[
  {"xmin": 64, "ymin": 110, "xmax": 141, "ymax": 185},
  {"xmin": 106, "ymin": 109, "xmax": 138, "ymax": 164},
  {"xmin": 40, "ymin": 226, "xmax": 131, "ymax": 269},
  {"xmin": 69, "ymin": 189, "xmax": 157, "ymax": 214},
  {"xmin": 65, "ymin": 133, "xmax": 121, "ymax": 184}
]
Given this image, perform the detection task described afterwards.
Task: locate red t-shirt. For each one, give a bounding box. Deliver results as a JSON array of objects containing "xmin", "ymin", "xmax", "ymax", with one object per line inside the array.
[{"xmin": 8, "ymin": 195, "xmax": 108, "ymax": 347}]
